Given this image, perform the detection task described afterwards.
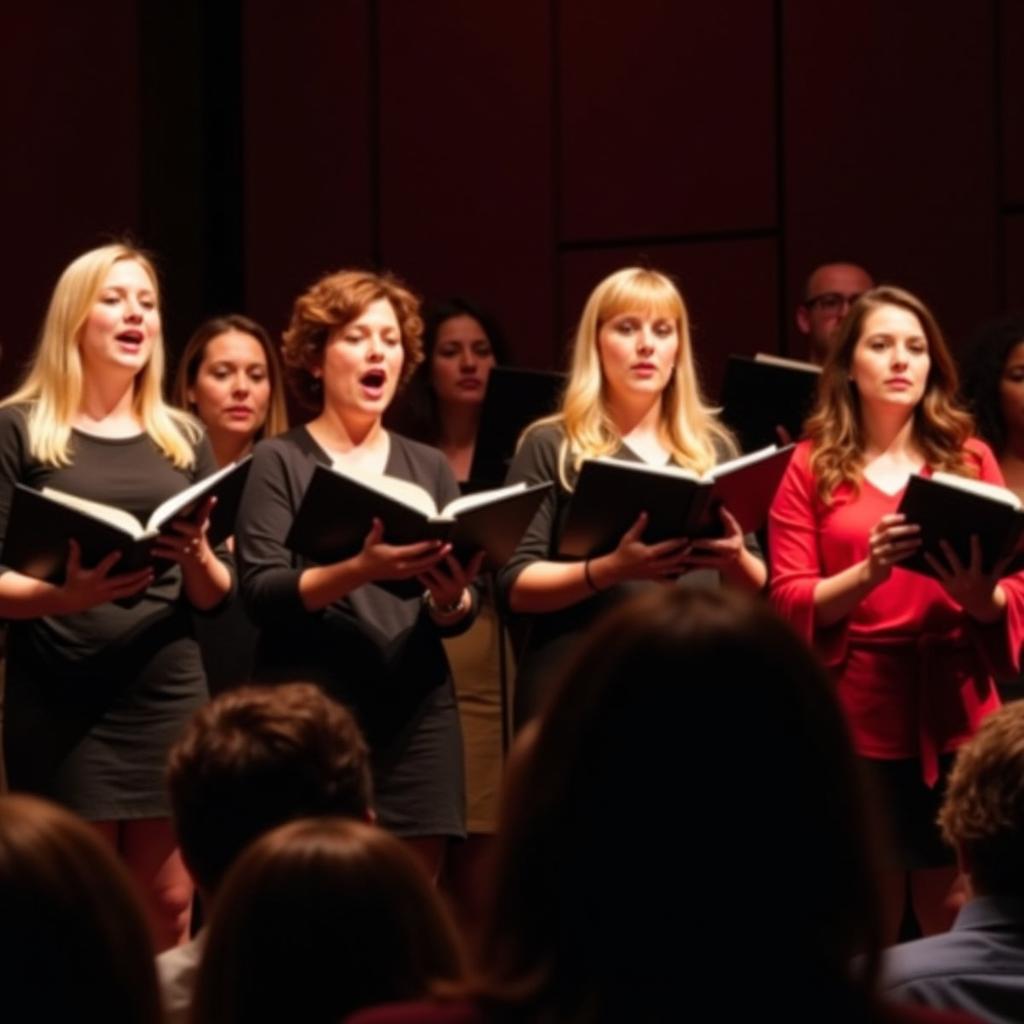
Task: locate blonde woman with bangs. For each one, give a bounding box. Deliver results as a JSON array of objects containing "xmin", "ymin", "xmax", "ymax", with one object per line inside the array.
[
  {"xmin": 0, "ymin": 244, "xmax": 231, "ymax": 950},
  {"xmin": 769, "ymin": 285, "xmax": 1024, "ymax": 942},
  {"xmin": 497, "ymin": 267, "xmax": 765, "ymax": 726}
]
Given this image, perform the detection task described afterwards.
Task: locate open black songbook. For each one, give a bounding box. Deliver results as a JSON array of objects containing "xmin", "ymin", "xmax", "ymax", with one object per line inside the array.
[
  {"xmin": 2, "ymin": 456, "xmax": 252, "ymax": 582},
  {"xmin": 719, "ymin": 353, "xmax": 821, "ymax": 453},
  {"xmin": 558, "ymin": 445, "xmax": 793, "ymax": 559},
  {"xmin": 895, "ymin": 472, "xmax": 1024, "ymax": 578},
  {"xmin": 285, "ymin": 462, "xmax": 552, "ymax": 569}
]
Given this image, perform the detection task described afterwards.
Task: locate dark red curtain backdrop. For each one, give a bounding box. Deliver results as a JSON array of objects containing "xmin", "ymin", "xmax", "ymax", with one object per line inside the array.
[{"xmin": 1, "ymin": 1, "xmax": 1020, "ymax": 398}]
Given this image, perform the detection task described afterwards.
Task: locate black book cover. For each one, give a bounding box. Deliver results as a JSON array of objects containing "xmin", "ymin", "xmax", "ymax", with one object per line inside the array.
[
  {"xmin": 469, "ymin": 367, "xmax": 565, "ymax": 486},
  {"xmin": 286, "ymin": 463, "xmax": 550, "ymax": 570},
  {"xmin": 719, "ymin": 355, "xmax": 820, "ymax": 453},
  {"xmin": 2, "ymin": 456, "xmax": 252, "ymax": 583},
  {"xmin": 558, "ymin": 446, "xmax": 793, "ymax": 559},
  {"xmin": 896, "ymin": 474, "xmax": 1024, "ymax": 578}
]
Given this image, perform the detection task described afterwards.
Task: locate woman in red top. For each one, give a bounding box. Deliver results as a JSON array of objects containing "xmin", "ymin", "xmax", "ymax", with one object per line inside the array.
[{"xmin": 769, "ymin": 285, "xmax": 1024, "ymax": 942}]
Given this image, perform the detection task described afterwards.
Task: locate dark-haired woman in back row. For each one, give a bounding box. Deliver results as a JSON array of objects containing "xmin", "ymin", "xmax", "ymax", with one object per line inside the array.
[
  {"xmin": 173, "ymin": 313, "xmax": 288, "ymax": 694},
  {"xmin": 389, "ymin": 297, "xmax": 510, "ymax": 927}
]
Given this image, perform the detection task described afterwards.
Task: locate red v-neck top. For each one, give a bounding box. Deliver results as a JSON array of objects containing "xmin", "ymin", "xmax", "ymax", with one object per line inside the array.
[{"xmin": 769, "ymin": 439, "xmax": 1024, "ymax": 776}]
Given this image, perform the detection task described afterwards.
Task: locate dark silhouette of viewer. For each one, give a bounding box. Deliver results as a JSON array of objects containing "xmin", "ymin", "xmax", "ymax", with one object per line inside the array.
[
  {"xmin": 348, "ymin": 587, "xmax": 972, "ymax": 1023},
  {"xmin": 0, "ymin": 793, "xmax": 161, "ymax": 1024}
]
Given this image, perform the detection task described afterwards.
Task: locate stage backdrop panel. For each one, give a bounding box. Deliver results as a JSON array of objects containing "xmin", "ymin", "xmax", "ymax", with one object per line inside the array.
[
  {"xmin": 376, "ymin": 0, "xmax": 555, "ymax": 371},
  {"xmin": 243, "ymin": 0, "xmax": 376, "ymax": 341},
  {"xmin": 0, "ymin": 5, "xmax": 141, "ymax": 392},
  {"xmin": 557, "ymin": 0, "xmax": 776, "ymax": 243},
  {"xmin": 784, "ymin": 0, "xmax": 996, "ymax": 349}
]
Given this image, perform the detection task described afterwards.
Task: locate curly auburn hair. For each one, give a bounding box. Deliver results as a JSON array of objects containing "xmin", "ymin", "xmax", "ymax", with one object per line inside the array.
[
  {"xmin": 939, "ymin": 702, "xmax": 1024, "ymax": 898},
  {"xmin": 805, "ymin": 285, "xmax": 976, "ymax": 503},
  {"xmin": 281, "ymin": 269, "xmax": 424, "ymax": 409}
]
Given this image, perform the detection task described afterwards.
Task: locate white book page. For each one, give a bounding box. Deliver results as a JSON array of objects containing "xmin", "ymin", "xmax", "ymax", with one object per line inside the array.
[
  {"xmin": 709, "ymin": 445, "xmax": 781, "ymax": 480},
  {"xmin": 753, "ymin": 353, "xmax": 822, "ymax": 374},
  {"xmin": 41, "ymin": 487, "xmax": 144, "ymax": 536},
  {"xmin": 328, "ymin": 461, "xmax": 438, "ymax": 517},
  {"xmin": 147, "ymin": 459, "xmax": 240, "ymax": 529},
  {"xmin": 930, "ymin": 471, "xmax": 1022, "ymax": 509},
  {"xmin": 590, "ymin": 455, "xmax": 701, "ymax": 482},
  {"xmin": 441, "ymin": 482, "xmax": 526, "ymax": 518}
]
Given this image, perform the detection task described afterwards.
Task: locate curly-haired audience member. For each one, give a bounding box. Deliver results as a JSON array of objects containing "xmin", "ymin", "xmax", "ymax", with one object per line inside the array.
[
  {"xmin": 236, "ymin": 269, "xmax": 483, "ymax": 880},
  {"xmin": 880, "ymin": 700, "xmax": 1024, "ymax": 1024},
  {"xmin": 769, "ymin": 286, "xmax": 1024, "ymax": 942},
  {"xmin": 157, "ymin": 682, "xmax": 373, "ymax": 1024}
]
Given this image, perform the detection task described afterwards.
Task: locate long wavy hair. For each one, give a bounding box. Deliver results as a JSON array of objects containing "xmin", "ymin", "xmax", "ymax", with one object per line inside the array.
[
  {"xmin": 528, "ymin": 267, "xmax": 734, "ymax": 490},
  {"xmin": 2, "ymin": 243, "xmax": 201, "ymax": 468},
  {"xmin": 172, "ymin": 313, "xmax": 289, "ymax": 442},
  {"xmin": 806, "ymin": 285, "xmax": 975, "ymax": 503}
]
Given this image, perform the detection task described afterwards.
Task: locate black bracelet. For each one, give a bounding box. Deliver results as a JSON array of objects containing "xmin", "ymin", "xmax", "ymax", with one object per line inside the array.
[{"xmin": 584, "ymin": 558, "xmax": 603, "ymax": 593}]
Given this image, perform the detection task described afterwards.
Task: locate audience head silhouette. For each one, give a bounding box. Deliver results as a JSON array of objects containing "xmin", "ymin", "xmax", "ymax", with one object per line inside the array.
[
  {"xmin": 191, "ymin": 817, "xmax": 464, "ymax": 1024},
  {"xmin": 0, "ymin": 793, "xmax": 161, "ymax": 1023},
  {"xmin": 167, "ymin": 682, "xmax": 372, "ymax": 897}
]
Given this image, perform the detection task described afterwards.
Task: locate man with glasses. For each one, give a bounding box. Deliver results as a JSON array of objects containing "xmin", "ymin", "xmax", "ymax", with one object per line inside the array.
[{"xmin": 796, "ymin": 262, "xmax": 874, "ymax": 364}]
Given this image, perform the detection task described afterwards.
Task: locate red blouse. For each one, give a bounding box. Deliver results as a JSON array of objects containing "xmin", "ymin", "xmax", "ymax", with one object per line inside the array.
[{"xmin": 768, "ymin": 439, "xmax": 1024, "ymax": 780}]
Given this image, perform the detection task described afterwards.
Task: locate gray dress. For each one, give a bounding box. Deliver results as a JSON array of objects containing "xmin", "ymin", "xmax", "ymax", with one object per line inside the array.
[
  {"xmin": 497, "ymin": 422, "xmax": 762, "ymax": 726},
  {"xmin": 236, "ymin": 426, "xmax": 469, "ymax": 838},
  {"xmin": 0, "ymin": 405, "xmax": 217, "ymax": 819}
]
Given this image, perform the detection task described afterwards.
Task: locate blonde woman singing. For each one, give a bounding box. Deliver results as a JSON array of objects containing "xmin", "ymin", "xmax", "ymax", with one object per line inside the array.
[
  {"xmin": 0, "ymin": 244, "xmax": 231, "ymax": 949},
  {"xmin": 497, "ymin": 267, "xmax": 765, "ymax": 725}
]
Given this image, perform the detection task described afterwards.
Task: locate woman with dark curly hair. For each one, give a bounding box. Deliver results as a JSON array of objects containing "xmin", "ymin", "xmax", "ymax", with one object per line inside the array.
[
  {"xmin": 236, "ymin": 269, "xmax": 482, "ymax": 878},
  {"xmin": 960, "ymin": 314, "xmax": 1024, "ymax": 500}
]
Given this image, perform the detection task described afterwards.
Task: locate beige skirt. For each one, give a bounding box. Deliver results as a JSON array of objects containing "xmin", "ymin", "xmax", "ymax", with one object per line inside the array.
[{"xmin": 442, "ymin": 600, "xmax": 510, "ymax": 834}]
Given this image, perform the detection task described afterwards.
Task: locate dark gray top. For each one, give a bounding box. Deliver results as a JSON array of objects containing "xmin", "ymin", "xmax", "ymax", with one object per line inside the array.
[
  {"xmin": 497, "ymin": 422, "xmax": 762, "ymax": 725},
  {"xmin": 236, "ymin": 425, "xmax": 474, "ymax": 836},
  {"xmin": 0, "ymin": 403, "xmax": 221, "ymax": 818}
]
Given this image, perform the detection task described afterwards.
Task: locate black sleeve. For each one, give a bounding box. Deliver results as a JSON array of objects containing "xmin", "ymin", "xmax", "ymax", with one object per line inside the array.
[
  {"xmin": 0, "ymin": 408, "xmax": 30, "ymax": 569},
  {"xmin": 236, "ymin": 439, "xmax": 309, "ymax": 626},
  {"xmin": 188, "ymin": 431, "xmax": 237, "ymax": 609},
  {"xmin": 495, "ymin": 425, "xmax": 564, "ymax": 601}
]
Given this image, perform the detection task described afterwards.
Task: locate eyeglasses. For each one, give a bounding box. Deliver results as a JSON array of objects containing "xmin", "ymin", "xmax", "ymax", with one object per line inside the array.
[{"xmin": 803, "ymin": 292, "xmax": 863, "ymax": 314}]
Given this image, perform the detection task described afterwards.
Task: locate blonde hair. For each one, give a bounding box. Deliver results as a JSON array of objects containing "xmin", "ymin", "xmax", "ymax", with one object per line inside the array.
[
  {"xmin": 532, "ymin": 267, "xmax": 734, "ymax": 489},
  {"xmin": 3, "ymin": 244, "xmax": 201, "ymax": 468}
]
